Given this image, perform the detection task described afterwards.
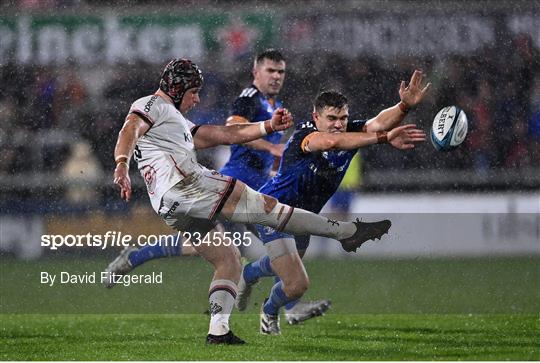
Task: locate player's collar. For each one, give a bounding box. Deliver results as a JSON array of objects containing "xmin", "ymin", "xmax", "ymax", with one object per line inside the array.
[
  {"xmin": 252, "ymin": 84, "xmax": 277, "ymax": 102},
  {"xmin": 155, "ymin": 90, "xmax": 173, "ymax": 104}
]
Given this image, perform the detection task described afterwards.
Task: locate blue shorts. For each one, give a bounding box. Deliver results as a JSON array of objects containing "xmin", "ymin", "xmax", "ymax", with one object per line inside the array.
[
  {"xmin": 255, "ymin": 224, "xmax": 311, "ymax": 251},
  {"xmin": 219, "ymin": 167, "xmax": 267, "ymax": 191}
]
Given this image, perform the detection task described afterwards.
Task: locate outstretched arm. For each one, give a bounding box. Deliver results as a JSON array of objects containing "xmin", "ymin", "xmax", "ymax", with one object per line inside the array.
[
  {"xmin": 193, "ymin": 108, "xmax": 293, "ymax": 149},
  {"xmin": 225, "ymin": 116, "xmax": 285, "ymax": 157},
  {"xmin": 113, "ymin": 114, "xmax": 150, "ymax": 201},
  {"xmin": 303, "ymin": 124, "xmax": 426, "ymax": 152},
  {"xmin": 364, "ymin": 69, "xmax": 431, "ymax": 132}
]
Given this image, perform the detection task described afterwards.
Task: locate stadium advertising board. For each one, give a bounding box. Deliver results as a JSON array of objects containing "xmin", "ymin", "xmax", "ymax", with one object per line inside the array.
[
  {"xmin": 304, "ymin": 193, "xmax": 540, "ymax": 258},
  {"xmin": 0, "ymin": 13, "xmax": 273, "ymax": 64},
  {"xmin": 284, "ymin": 12, "xmax": 540, "ymax": 57},
  {"xmin": 1, "ymin": 11, "xmax": 538, "ymax": 64}
]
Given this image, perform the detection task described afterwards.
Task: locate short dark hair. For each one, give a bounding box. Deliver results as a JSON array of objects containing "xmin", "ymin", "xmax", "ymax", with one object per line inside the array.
[
  {"xmin": 314, "ymin": 91, "xmax": 348, "ymax": 114},
  {"xmin": 255, "ymin": 49, "xmax": 285, "ymax": 65}
]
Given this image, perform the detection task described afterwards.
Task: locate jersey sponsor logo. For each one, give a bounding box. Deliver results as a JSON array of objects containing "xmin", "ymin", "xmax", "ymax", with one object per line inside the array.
[
  {"xmin": 144, "ymin": 95, "xmax": 158, "ymax": 113},
  {"xmin": 142, "ymin": 165, "xmax": 157, "ymax": 195},
  {"xmin": 308, "ymin": 161, "xmax": 345, "ymax": 177},
  {"xmin": 300, "ymin": 121, "xmax": 315, "ymax": 129},
  {"xmin": 161, "ymin": 201, "xmax": 179, "ymax": 219},
  {"xmin": 239, "ymin": 87, "xmax": 257, "ymax": 98},
  {"xmin": 209, "ymin": 302, "xmax": 223, "ymax": 316},
  {"xmin": 263, "ymin": 226, "xmax": 276, "ymax": 235},
  {"xmin": 326, "ymin": 218, "xmax": 340, "ymax": 226}
]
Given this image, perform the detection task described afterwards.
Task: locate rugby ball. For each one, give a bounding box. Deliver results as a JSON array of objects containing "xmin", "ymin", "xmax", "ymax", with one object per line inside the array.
[{"xmin": 430, "ymin": 106, "xmax": 468, "ymax": 152}]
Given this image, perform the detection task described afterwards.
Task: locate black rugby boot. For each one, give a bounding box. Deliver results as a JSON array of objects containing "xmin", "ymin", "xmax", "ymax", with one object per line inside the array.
[{"xmin": 339, "ymin": 218, "xmax": 391, "ymax": 252}]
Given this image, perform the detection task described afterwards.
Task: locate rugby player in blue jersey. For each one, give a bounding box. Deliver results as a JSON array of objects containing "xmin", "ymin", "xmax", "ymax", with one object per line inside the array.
[
  {"xmin": 237, "ymin": 70, "xmax": 431, "ymax": 335},
  {"xmin": 220, "ymin": 49, "xmax": 333, "ymax": 322},
  {"xmin": 220, "ymin": 48, "xmax": 286, "ymax": 190}
]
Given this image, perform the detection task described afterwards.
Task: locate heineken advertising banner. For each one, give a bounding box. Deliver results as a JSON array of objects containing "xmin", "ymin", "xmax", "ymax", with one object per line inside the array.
[
  {"xmin": 0, "ymin": 13, "xmax": 274, "ymax": 64},
  {"xmin": 0, "ymin": 11, "xmax": 538, "ymax": 64}
]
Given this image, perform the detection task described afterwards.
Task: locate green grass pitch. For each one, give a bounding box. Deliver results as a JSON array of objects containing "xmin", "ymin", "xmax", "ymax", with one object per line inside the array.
[{"xmin": 1, "ymin": 256, "xmax": 539, "ymax": 360}]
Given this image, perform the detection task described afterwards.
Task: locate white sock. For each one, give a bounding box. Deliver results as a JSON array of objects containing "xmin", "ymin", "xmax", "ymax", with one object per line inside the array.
[
  {"xmin": 229, "ymin": 187, "xmax": 356, "ymax": 241},
  {"xmin": 208, "ymin": 279, "xmax": 237, "ymax": 336},
  {"xmin": 279, "ymin": 207, "xmax": 356, "ymax": 240}
]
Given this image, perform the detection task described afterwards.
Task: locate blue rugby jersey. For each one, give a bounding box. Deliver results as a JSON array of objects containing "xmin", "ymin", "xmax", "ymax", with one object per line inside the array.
[
  {"xmin": 259, "ymin": 119, "xmax": 367, "ymax": 213},
  {"xmin": 220, "ymin": 85, "xmax": 283, "ymax": 190}
]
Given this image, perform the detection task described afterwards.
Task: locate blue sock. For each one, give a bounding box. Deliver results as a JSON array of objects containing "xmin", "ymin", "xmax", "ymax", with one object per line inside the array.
[
  {"xmin": 243, "ymin": 255, "xmax": 274, "ymax": 283},
  {"xmin": 263, "ymin": 281, "xmax": 291, "ymax": 316},
  {"xmin": 128, "ymin": 235, "xmax": 182, "ymax": 267},
  {"xmin": 285, "ymin": 299, "xmax": 299, "ymax": 310},
  {"xmin": 273, "ymin": 276, "xmax": 298, "ymax": 310}
]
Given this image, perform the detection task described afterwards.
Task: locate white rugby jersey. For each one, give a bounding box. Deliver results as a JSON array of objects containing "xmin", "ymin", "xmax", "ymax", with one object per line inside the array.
[{"xmin": 129, "ymin": 94, "xmax": 204, "ymax": 212}]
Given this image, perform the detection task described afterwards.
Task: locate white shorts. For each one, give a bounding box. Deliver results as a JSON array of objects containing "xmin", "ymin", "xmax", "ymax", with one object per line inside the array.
[{"xmin": 158, "ymin": 168, "xmax": 236, "ymax": 234}]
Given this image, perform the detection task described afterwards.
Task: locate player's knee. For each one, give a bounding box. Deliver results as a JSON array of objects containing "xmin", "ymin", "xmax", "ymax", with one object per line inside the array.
[
  {"xmin": 262, "ymin": 194, "xmax": 278, "ymax": 214},
  {"xmin": 229, "ymin": 186, "xmax": 280, "ymax": 225},
  {"xmin": 231, "ymin": 247, "xmax": 242, "ymax": 276},
  {"xmin": 223, "ymin": 247, "xmax": 242, "ymax": 276},
  {"xmin": 212, "ymin": 246, "xmax": 241, "ymax": 278},
  {"xmin": 285, "ymin": 275, "xmax": 309, "ymax": 299}
]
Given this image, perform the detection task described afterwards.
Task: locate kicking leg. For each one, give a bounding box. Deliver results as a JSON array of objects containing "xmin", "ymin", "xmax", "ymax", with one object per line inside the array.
[{"xmin": 219, "ymin": 182, "xmax": 391, "ymax": 252}]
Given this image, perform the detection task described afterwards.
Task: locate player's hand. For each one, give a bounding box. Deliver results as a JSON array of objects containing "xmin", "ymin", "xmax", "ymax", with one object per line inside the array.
[
  {"xmin": 399, "ymin": 70, "xmax": 432, "ymax": 108},
  {"xmin": 270, "ymin": 108, "xmax": 293, "ymax": 131},
  {"xmin": 113, "ymin": 163, "xmax": 132, "ymax": 201},
  {"xmin": 387, "ymin": 124, "xmax": 426, "ymax": 150},
  {"xmin": 269, "ymin": 143, "xmax": 285, "ymax": 158}
]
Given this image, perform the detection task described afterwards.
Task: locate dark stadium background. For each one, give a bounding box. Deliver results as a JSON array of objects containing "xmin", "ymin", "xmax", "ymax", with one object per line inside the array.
[{"xmin": 0, "ymin": 0, "xmax": 538, "ymax": 360}]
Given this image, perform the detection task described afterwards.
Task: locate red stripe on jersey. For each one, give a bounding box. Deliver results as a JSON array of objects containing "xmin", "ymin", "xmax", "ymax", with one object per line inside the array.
[
  {"xmin": 131, "ymin": 109, "xmax": 155, "ymax": 126},
  {"xmin": 169, "ymin": 155, "xmax": 188, "ymax": 178},
  {"xmin": 208, "ymin": 177, "xmax": 236, "ymax": 220}
]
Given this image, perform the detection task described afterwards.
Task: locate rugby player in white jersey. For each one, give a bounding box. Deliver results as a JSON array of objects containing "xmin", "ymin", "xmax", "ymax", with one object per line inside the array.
[{"xmin": 112, "ymin": 59, "xmax": 391, "ymax": 344}]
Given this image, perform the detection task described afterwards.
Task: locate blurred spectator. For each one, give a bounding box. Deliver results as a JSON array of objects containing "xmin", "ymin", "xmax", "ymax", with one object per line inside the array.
[
  {"xmin": 528, "ymin": 76, "xmax": 540, "ymax": 140},
  {"xmin": 31, "ymin": 67, "xmax": 57, "ymax": 130},
  {"xmin": 217, "ymin": 16, "xmax": 258, "ymax": 65},
  {"xmin": 62, "ymin": 141, "xmax": 103, "ymax": 205},
  {"xmin": 1, "ymin": 20, "xmax": 539, "ymax": 199},
  {"xmin": 505, "ymin": 116, "xmax": 531, "ymax": 169},
  {"xmin": 468, "ymin": 79, "xmax": 495, "ymax": 172},
  {"xmin": 56, "ymin": 67, "xmax": 89, "ymax": 131}
]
